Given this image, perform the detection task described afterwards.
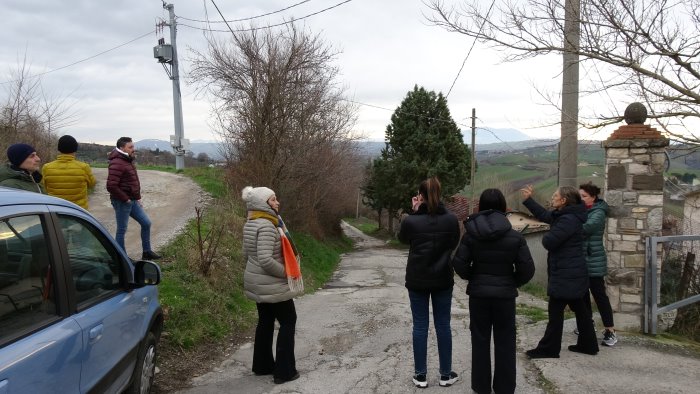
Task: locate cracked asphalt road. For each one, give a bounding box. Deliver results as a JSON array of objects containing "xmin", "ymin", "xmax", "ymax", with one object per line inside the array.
[{"xmin": 176, "ymin": 222, "xmax": 543, "ymax": 394}]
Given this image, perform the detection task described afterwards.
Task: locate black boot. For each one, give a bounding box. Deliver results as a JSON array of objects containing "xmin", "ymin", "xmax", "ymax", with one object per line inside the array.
[{"xmin": 142, "ymin": 250, "xmax": 162, "ymax": 260}]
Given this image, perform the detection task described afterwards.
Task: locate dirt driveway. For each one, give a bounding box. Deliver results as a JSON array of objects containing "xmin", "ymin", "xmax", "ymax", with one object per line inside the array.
[{"xmin": 88, "ymin": 168, "xmax": 207, "ymax": 258}]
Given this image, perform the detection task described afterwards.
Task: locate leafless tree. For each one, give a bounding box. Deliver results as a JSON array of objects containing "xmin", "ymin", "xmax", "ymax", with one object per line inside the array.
[
  {"xmin": 1, "ymin": 54, "xmax": 76, "ymax": 159},
  {"xmin": 426, "ymin": 0, "xmax": 700, "ymax": 144},
  {"xmin": 189, "ymin": 24, "xmax": 361, "ymax": 236}
]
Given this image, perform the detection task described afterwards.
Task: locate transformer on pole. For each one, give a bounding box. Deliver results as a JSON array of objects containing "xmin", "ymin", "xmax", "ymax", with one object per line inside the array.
[{"xmin": 154, "ymin": 2, "xmax": 188, "ymax": 170}]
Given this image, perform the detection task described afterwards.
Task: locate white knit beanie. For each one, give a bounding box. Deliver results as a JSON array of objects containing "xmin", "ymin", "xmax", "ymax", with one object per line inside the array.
[{"xmin": 241, "ymin": 186, "xmax": 275, "ymax": 207}]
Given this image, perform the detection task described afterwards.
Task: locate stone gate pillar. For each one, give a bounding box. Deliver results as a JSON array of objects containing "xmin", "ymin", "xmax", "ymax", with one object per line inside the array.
[{"xmin": 602, "ymin": 103, "xmax": 669, "ymax": 331}]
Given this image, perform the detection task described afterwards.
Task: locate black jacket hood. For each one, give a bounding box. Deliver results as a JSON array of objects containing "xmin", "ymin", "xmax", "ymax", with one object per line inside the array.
[
  {"xmin": 555, "ymin": 203, "xmax": 587, "ymax": 223},
  {"xmin": 465, "ymin": 210, "xmax": 512, "ymax": 241}
]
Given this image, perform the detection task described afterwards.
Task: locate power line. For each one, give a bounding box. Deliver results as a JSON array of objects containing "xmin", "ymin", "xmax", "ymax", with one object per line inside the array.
[
  {"xmin": 178, "ymin": 0, "xmax": 353, "ymax": 33},
  {"xmin": 345, "ymin": 98, "xmax": 522, "ymax": 150},
  {"xmin": 346, "ymin": 97, "xmax": 590, "ymax": 150},
  {"xmin": 0, "ymin": 1, "xmax": 347, "ymax": 85},
  {"xmin": 0, "ymin": 30, "xmax": 155, "ymax": 85},
  {"xmin": 345, "ymin": 98, "xmax": 466, "ymax": 128},
  {"xmin": 178, "ymin": 0, "xmax": 311, "ymax": 23},
  {"xmin": 445, "ymin": 0, "xmax": 496, "ymax": 98},
  {"xmin": 209, "ymin": 0, "xmax": 236, "ymax": 36}
]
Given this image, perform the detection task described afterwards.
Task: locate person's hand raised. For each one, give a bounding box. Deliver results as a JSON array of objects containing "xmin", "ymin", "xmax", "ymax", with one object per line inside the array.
[
  {"xmin": 411, "ymin": 194, "xmax": 423, "ymax": 212},
  {"xmin": 520, "ymin": 184, "xmax": 534, "ymax": 201}
]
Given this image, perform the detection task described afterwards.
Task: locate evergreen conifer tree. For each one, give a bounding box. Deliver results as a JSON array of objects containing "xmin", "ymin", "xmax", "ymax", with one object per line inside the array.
[{"xmin": 382, "ymin": 85, "xmax": 471, "ymax": 211}]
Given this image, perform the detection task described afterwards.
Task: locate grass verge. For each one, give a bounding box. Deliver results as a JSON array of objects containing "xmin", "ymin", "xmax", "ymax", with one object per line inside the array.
[
  {"xmin": 521, "ymin": 282, "xmax": 548, "ymax": 301},
  {"xmin": 517, "ymin": 304, "xmax": 549, "ymax": 322}
]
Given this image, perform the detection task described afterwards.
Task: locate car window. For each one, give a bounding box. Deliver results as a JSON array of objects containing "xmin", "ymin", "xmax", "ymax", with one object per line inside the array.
[
  {"xmin": 0, "ymin": 215, "xmax": 57, "ymax": 344},
  {"xmin": 57, "ymin": 215, "xmax": 123, "ymax": 306}
]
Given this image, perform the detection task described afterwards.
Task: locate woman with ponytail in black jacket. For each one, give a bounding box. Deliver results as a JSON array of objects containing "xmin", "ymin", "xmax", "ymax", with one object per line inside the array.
[{"xmin": 398, "ymin": 177, "xmax": 460, "ymax": 388}]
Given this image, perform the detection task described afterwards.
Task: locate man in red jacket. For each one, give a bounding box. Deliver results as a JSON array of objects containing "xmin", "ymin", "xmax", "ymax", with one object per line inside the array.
[{"xmin": 106, "ymin": 136, "xmax": 161, "ymax": 260}]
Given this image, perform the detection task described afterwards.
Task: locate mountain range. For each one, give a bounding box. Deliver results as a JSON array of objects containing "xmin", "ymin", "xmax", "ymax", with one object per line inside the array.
[
  {"xmin": 135, "ymin": 128, "xmax": 552, "ymax": 161},
  {"xmin": 135, "ymin": 139, "xmax": 225, "ymax": 160},
  {"xmin": 468, "ymin": 127, "xmax": 533, "ymax": 144}
]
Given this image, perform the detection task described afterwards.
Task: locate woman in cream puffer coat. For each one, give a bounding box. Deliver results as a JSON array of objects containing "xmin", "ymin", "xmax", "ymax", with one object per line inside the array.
[{"xmin": 242, "ymin": 186, "xmax": 299, "ymax": 384}]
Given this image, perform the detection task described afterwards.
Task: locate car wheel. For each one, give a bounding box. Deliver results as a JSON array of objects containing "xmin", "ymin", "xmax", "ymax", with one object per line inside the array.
[{"xmin": 126, "ymin": 332, "xmax": 157, "ymax": 394}]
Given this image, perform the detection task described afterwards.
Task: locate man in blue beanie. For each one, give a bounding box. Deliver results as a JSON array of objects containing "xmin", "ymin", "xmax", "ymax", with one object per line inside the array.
[{"xmin": 0, "ymin": 143, "xmax": 45, "ymax": 193}]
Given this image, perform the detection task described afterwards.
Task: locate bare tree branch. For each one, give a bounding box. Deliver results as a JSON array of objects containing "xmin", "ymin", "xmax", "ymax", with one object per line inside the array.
[
  {"xmin": 426, "ymin": 0, "xmax": 700, "ymax": 144},
  {"xmin": 188, "ymin": 23, "xmax": 362, "ymax": 236},
  {"xmin": 1, "ymin": 53, "xmax": 76, "ymax": 156}
]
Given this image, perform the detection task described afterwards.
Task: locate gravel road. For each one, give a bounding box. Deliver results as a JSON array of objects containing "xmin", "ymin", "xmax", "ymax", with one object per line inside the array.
[{"xmin": 88, "ymin": 168, "xmax": 208, "ymax": 258}]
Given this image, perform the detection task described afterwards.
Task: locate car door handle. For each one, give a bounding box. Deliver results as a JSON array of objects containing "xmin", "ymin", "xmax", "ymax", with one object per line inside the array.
[
  {"xmin": 0, "ymin": 379, "xmax": 8, "ymax": 394},
  {"xmin": 89, "ymin": 324, "xmax": 103, "ymax": 344}
]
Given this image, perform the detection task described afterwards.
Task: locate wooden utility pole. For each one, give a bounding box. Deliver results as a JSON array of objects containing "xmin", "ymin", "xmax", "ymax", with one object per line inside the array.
[
  {"xmin": 559, "ymin": 0, "xmax": 580, "ymax": 187},
  {"xmin": 470, "ymin": 108, "xmax": 476, "ymax": 214}
]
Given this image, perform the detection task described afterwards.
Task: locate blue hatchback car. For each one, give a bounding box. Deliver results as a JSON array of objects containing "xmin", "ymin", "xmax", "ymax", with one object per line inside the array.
[{"xmin": 0, "ymin": 187, "xmax": 163, "ymax": 393}]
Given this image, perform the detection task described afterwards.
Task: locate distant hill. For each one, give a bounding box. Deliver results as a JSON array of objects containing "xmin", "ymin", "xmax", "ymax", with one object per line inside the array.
[
  {"xmin": 464, "ymin": 127, "xmax": 534, "ymax": 145},
  {"xmin": 358, "ymin": 129, "xmax": 555, "ymax": 158},
  {"xmin": 359, "ymin": 128, "xmax": 553, "ymax": 157},
  {"xmin": 135, "ymin": 139, "xmax": 224, "ymax": 160},
  {"xmin": 356, "ymin": 140, "xmax": 384, "ymax": 158},
  {"xmin": 475, "ymin": 139, "xmax": 558, "ymax": 152}
]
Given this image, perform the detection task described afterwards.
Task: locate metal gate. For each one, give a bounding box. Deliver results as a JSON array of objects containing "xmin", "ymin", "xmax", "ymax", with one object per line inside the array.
[{"xmin": 645, "ymin": 235, "xmax": 700, "ymax": 334}]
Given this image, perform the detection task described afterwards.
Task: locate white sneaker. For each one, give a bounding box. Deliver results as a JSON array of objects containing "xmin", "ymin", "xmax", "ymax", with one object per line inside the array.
[
  {"xmin": 439, "ymin": 371, "xmax": 459, "ymax": 387},
  {"xmin": 413, "ymin": 374, "xmax": 428, "ymax": 388},
  {"xmin": 602, "ymin": 329, "xmax": 618, "ymax": 346}
]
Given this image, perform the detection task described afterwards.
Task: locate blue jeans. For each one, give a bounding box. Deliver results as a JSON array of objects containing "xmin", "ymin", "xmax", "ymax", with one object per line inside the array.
[
  {"xmin": 111, "ymin": 199, "xmax": 152, "ymax": 253},
  {"xmin": 408, "ymin": 287, "xmax": 453, "ymax": 376}
]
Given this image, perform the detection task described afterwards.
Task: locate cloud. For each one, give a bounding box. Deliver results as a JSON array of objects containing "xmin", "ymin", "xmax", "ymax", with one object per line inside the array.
[{"xmin": 1, "ymin": 0, "xmax": 577, "ymax": 147}]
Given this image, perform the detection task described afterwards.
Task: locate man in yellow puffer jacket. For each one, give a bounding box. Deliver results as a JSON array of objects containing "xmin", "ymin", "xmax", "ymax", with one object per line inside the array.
[{"xmin": 42, "ymin": 135, "xmax": 97, "ymax": 209}]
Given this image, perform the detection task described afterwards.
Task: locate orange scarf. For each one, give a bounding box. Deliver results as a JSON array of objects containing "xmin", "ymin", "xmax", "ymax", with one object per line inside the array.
[{"xmin": 248, "ymin": 211, "xmax": 303, "ymax": 293}]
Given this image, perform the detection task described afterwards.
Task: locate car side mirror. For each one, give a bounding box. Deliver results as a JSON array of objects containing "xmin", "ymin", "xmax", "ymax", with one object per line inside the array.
[{"xmin": 133, "ymin": 260, "xmax": 161, "ymax": 286}]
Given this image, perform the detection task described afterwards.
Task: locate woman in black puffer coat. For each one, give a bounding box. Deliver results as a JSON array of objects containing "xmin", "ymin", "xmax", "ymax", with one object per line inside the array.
[
  {"xmin": 521, "ymin": 185, "xmax": 599, "ymax": 358},
  {"xmin": 398, "ymin": 177, "xmax": 460, "ymax": 388},
  {"xmin": 452, "ymin": 189, "xmax": 535, "ymax": 394}
]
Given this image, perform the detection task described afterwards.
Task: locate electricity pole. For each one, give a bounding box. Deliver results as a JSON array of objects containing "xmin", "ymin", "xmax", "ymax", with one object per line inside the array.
[
  {"xmin": 155, "ymin": 2, "xmax": 187, "ymax": 170},
  {"xmin": 470, "ymin": 108, "xmax": 476, "ymax": 214},
  {"xmin": 558, "ymin": 0, "xmax": 580, "ymax": 187}
]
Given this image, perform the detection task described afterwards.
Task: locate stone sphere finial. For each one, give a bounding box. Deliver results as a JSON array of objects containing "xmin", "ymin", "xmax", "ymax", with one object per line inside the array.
[{"xmin": 624, "ymin": 102, "xmax": 647, "ymax": 124}]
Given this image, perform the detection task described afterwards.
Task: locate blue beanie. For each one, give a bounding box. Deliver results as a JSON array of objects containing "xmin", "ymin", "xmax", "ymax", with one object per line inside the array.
[{"xmin": 7, "ymin": 143, "xmax": 36, "ymax": 167}]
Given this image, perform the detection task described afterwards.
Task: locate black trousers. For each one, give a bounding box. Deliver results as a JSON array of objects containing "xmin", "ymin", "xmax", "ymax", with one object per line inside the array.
[
  {"xmin": 469, "ymin": 297, "xmax": 516, "ymax": 394},
  {"xmin": 584, "ymin": 276, "xmax": 615, "ymax": 328},
  {"xmin": 252, "ymin": 299, "xmax": 297, "ymax": 380},
  {"xmin": 534, "ymin": 297, "xmax": 598, "ymax": 355}
]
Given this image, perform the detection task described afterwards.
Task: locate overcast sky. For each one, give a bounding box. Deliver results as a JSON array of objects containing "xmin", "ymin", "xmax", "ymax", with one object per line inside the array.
[{"xmin": 0, "ymin": 0, "xmax": 618, "ymax": 146}]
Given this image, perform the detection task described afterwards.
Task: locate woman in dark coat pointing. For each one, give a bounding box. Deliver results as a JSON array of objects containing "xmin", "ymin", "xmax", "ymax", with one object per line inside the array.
[{"xmin": 520, "ymin": 185, "xmax": 599, "ymax": 358}]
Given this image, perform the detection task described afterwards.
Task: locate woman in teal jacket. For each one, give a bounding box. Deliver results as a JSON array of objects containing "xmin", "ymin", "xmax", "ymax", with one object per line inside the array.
[{"xmin": 579, "ymin": 182, "xmax": 617, "ymax": 347}]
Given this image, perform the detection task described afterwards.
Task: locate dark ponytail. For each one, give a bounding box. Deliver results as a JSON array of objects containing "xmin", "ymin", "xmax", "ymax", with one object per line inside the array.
[{"xmin": 419, "ymin": 176, "xmax": 442, "ymax": 214}]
